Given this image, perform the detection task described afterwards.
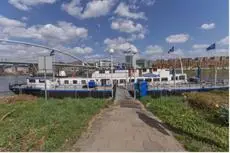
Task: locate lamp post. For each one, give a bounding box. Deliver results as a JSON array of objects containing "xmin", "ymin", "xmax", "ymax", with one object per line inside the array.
[
  {"xmin": 132, "ymin": 51, "xmax": 137, "ymax": 100},
  {"xmin": 109, "ymin": 48, "xmax": 114, "ymax": 98},
  {"xmin": 50, "ymin": 50, "xmax": 55, "ymax": 81},
  {"xmin": 124, "ymin": 48, "xmax": 137, "ymax": 100}
]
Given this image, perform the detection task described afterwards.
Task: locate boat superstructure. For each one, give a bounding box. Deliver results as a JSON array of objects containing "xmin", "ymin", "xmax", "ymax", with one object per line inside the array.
[
  {"xmin": 91, "ymin": 68, "xmax": 187, "ymax": 86},
  {"xmin": 9, "ymin": 67, "xmax": 228, "ymax": 98}
]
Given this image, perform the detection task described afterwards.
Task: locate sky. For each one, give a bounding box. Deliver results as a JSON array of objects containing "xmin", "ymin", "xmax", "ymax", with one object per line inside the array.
[{"xmin": 0, "ymin": 0, "xmax": 229, "ymax": 62}]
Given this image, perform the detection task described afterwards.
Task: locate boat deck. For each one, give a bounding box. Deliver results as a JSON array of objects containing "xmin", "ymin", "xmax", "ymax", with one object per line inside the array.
[{"xmin": 127, "ymin": 82, "xmax": 229, "ymax": 97}]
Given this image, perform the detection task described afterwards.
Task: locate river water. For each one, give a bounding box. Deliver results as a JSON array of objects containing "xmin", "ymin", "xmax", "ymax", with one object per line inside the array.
[{"xmin": 0, "ymin": 76, "xmax": 27, "ymax": 96}]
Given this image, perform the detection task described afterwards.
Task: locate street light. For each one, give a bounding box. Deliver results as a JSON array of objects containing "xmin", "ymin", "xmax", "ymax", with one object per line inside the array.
[
  {"xmin": 123, "ymin": 48, "xmax": 137, "ymax": 100},
  {"xmin": 109, "ymin": 48, "xmax": 114, "ymax": 98}
]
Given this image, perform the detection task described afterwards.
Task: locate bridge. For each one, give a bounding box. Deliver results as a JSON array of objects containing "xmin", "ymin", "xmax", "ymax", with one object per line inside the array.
[
  {"xmin": 0, "ymin": 57, "xmax": 98, "ymax": 76},
  {"xmin": 0, "ymin": 58, "xmax": 97, "ymax": 68}
]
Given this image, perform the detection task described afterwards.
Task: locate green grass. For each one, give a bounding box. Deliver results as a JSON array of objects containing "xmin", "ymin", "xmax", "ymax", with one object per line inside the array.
[
  {"xmin": 141, "ymin": 96, "xmax": 229, "ymax": 152},
  {"xmin": 0, "ymin": 98, "xmax": 109, "ymax": 151}
]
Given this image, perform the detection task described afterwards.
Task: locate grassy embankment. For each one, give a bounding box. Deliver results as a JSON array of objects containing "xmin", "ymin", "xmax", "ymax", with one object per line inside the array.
[
  {"xmin": 141, "ymin": 90, "xmax": 229, "ymax": 152},
  {"xmin": 0, "ymin": 95, "xmax": 110, "ymax": 151}
]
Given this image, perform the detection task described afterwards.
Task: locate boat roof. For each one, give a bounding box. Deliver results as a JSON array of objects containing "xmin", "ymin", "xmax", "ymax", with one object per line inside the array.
[
  {"xmin": 143, "ymin": 73, "xmax": 160, "ymax": 77},
  {"xmin": 27, "ymin": 76, "xmax": 53, "ymax": 79}
]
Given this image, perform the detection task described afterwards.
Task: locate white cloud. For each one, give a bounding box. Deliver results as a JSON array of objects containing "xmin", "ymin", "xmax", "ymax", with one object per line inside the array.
[
  {"xmin": 104, "ymin": 37, "xmax": 138, "ymax": 54},
  {"xmin": 0, "ymin": 43, "xmax": 94, "ymax": 59},
  {"xmin": 200, "ymin": 23, "xmax": 215, "ymax": 30},
  {"xmin": 8, "ymin": 0, "xmax": 57, "ymax": 11},
  {"xmin": 166, "ymin": 33, "xmax": 189, "ymax": 43},
  {"xmin": 192, "ymin": 44, "xmax": 209, "ymax": 49},
  {"xmin": 114, "ymin": 2, "xmax": 147, "ymax": 20},
  {"xmin": 127, "ymin": 33, "xmax": 145, "ymax": 41},
  {"xmin": 141, "ymin": 0, "xmax": 156, "ymax": 6},
  {"xmin": 0, "ymin": 15, "xmax": 25, "ymax": 27},
  {"xmin": 111, "ymin": 18, "xmax": 145, "ymax": 33},
  {"xmin": 218, "ymin": 36, "xmax": 229, "ymax": 46},
  {"xmin": 0, "ymin": 16, "xmax": 88, "ymax": 45},
  {"xmin": 0, "ymin": 16, "xmax": 91, "ymax": 58},
  {"xmin": 61, "ymin": 0, "xmax": 82, "ymax": 18},
  {"xmin": 62, "ymin": 0, "xmax": 116, "ymax": 19},
  {"xmin": 71, "ymin": 46, "xmax": 93, "ymax": 55},
  {"xmin": 21, "ymin": 16, "xmax": 28, "ymax": 21},
  {"xmin": 0, "ymin": 43, "xmax": 49, "ymax": 59},
  {"xmin": 36, "ymin": 21, "xmax": 88, "ymax": 43},
  {"xmin": 111, "ymin": 18, "xmax": 147, "ymax": 41},
  {"xmin": 145, "ymin": 45, "xmax": 163, "ymax": 55}
]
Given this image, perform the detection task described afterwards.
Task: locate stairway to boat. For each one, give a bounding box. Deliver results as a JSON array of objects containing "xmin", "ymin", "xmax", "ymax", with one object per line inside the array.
[{"xmin": 115, "ymin": 87, "xmax": 143, "ymax": 109}]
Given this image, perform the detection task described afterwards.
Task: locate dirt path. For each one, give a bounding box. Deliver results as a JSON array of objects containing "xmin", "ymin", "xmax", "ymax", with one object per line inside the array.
[{"xmin": 70, "ymin": 88, "xmax": 185, "ymax": 152}]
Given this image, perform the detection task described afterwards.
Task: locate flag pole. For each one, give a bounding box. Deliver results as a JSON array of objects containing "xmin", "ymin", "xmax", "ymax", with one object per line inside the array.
[
  {"xmin": 206, "ymin": 43, "xmax": 216, "ymax": 86},
  {"xmin": 214, "ymin": 48, "xmax": 217, "ymax": 87},
  {"xmin": 179, "ymin": 56, "xmax": 184, "ymax": 74},
  {"xmin": 173, "ymin": 58, "xmax": 176, "ymax": 90},
  {"xmin": 53, "ymin": 54, "xmax": 55, "ymax": 81}
]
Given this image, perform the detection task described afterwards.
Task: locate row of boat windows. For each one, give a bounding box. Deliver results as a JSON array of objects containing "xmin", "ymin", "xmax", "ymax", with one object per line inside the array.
[
  {"xmin": 61, "ymin": 76, "xmax": 186, "ymax": 85},
  {"xmin": 63, "ymin": 80, "xmax": 87, "ymax": 84},
  {"xmin": 28, "ymin": 79, "xmax": 87, "ymax": 84},
  {"xmin": 28, "ymin": 75, "xmax": 186, "ymax": 84},
  {"xmin": 131, "ymin": 76, "xmax": 185, "ymax": 83},
  {"xmin": 28, "ymin": 79, "xmax": 44, "ymax": 83}
]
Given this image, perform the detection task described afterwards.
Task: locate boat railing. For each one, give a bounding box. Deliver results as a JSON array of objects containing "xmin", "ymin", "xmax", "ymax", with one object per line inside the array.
[{"xmin": 126, "ymin": 80, "xmax": 229, "ymax": 91}]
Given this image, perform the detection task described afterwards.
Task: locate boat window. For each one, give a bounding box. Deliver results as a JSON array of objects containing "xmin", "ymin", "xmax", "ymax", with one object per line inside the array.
[
  {"xmin": 81, "ymin": 80, "xmax": 86, "ymax": 84},
  {"xmin": 131, "ymin": 79, "xmax": 135, "ymax": 83},
  {"xmin": 113, "ymin": 80, "xmax": 118, "ymax": 84},
  {"xmin": 149, "ymin": 68, "xmax": 153, "ymax": 73},
  {"xmin": 171, "ymin": 76, "xmax": 178, "ymax": 80},
  {"xmin": 179, "ymin": 75, "xmax": 185, "ymax": 80},
  {"xmin": 143, "ymin": 68, "xmax": 146, "ymax": 72},
  {"xmin": 39, "ymin": 79, "xmax": 45, "ymax": 83},
  {"xmin": 145, "ymin": 78, "xmax": 152, "ymax": 82},
  {"xmin": 99, "ymin": 70, "xmax": 105, "ymax": 73},
  {"xmin": 101, "ymin": 79, "xmax": 106, "ymax": 86},
  {"xmin": 110, "ymin": 69, "xmax": 116, "ymax": 73},
  {"xmin": 137, "ymin": 79, "xmax": 143, "ymax": 82},
  {"xmin": 106, "ymin": 79, "xmax": 111, "ymax": 84},
  {"xmin": 161, "ymin": 78, "xmax": 168, "ymax": 81},
  {"xmin": 64, "ymin": 80, "xmax": 69, "ymax": 84},
  {"xmin": 120, "ymin": 79, "xmax": 126, "ymax": 84},
  {"xmin": 153, "ymin": 78, "xmax": 160, "ymax": 82},
  {"xmin": 73, "ymin": 80, "xmax": 78, "ymax": 84},
  {"xmin": 29, "ymin": 79, "xmax": 36, "ymax": 83}
]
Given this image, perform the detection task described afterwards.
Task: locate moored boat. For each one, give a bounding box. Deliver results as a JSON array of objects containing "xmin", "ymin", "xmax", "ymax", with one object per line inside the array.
[{"xmin": 9, "ymin": 68, "xmax": 229, "ymax": 98}]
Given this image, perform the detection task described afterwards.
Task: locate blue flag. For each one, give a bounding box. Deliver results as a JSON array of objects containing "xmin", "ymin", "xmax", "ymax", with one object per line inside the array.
[
  {"xmin": 206, "ymin": 43, "xmax": 215, "ymax": 51},
  {"xmin": 50, "ymin": 50, "xmax": 55, "ymax": 56},
  {"xmin": 168, "ymin": 46, "xmax": 174, "ymax": 54}
]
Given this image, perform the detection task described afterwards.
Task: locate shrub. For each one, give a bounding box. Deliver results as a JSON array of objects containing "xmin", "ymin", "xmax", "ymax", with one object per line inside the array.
[
  {"xmin": 185, "ymin": 92, "xmax": 228, "ymax": 111},
  {"xmin": 216, "ymin": 104, "xmax": 229, "ymax": 126}
]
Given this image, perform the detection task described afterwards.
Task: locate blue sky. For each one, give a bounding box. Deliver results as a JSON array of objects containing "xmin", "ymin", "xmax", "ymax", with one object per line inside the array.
[{"xmin": 0, "ymin": 0, "xmax": 229, "ymax": 62}]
